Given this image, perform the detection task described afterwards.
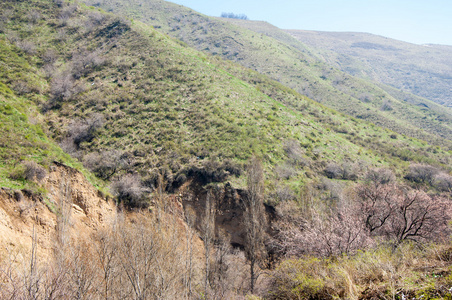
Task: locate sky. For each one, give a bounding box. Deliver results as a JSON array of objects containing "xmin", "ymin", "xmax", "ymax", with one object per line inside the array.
[{"xmin": 169, "ymin": 0, "xmax": 452, "ymax": 45}]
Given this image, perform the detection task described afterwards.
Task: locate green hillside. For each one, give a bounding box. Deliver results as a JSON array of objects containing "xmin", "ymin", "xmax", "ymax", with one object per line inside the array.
[
  {"xmin": 82, "ymin": 0, "xmax": 452, "ymax": 147},
  {"xmin": 0, "ymin": 35, "xmax": 95, "ymax": 192},
  {"xmin": 1, "ymin": 0, "xmax": 450, "ymax": 196}
]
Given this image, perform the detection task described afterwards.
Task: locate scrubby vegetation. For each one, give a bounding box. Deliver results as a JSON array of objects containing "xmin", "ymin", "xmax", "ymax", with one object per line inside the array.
[{"xmin": 1, "ymin": 0, "xmax": 452, "ymax": 299}]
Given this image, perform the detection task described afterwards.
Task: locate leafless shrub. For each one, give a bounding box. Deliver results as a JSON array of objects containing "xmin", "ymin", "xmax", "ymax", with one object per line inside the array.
[
  {"xmin": 83, "ymin": 150, "xmax": 122, "ymax": 180},
  {"xmin": 433, "ymin": 172, "xmax": 452, "ymax": 192},
  {"xmin": 275, "ymin": 163, "xmax": 296, "ymax": 180},
  {"xmin": 58, "ymin": 14, "xmax": 70, "ymax": 27},
  {"xmin": 23, "ymin": 161, "xmax": 47, "ymax": 182},
  {"xmin": 66, "ymin": 114, "xmax": 105, "ymax": 148},
  {"xmin": 111, "ymin": 174, "xmax": 149, "ymax": 208},
  {"xmin": 0, "ymin": 9, "xmax": 12, "ymax": 24},
  {"xmin": 318, "ymin": 178, "xmax": 344, "ymax": 205},
  {"xmin": 365, "ymin": 167, "xmax": 395, "ymax": 185},
  {"xmin": 42, "ymin": 49, "xmax": 58, "ymax": 64},
  {"xmin": 59, "ymin": 4, "xmax": 77, "ymax": 20},
  {"xmin": 27, "ymin": 10, "xmax": 41, "ymax": 24},
  {"xmin": 71, "ymin": 49, "xmax": 105, "ymax": 79},
  {"xmin": 50, "ymin": 71, "xmax": 75, "ymax": 102},
  {"xmin": 283, "ymin": 139, "xmax": 307, "ymax": 166},
  {"xmin": 341, "ymin": 161, "xmax": 360, "ymax": 180},
  {"xmin": 53, "ymin": 0, "xmax": 65, "ymax": 7},
  {"xmin": 324, "ymin": 161, "xmax": 360, "ymax": 180},
  {"xmin": 14, "ymin": 190, "xmax": 24, "ymax": 202},
  {"xmin": 56, "ymin": 28, "xmax": 67, "ymax": 41},
  {"xmin": 5, "ymin": 29, "xmax": 20, "ymax": 43},
  {"xmin": 279, "ymin": 202, "xmax": 371, "ymax": 258},
  {"xmin": 12, "ymin": 81, "xmax": 32, "ymax": 95},
  {"xmin": 269, "ymin": 185, "xmax": 296, "ymax": 203},
  {"xmin": 380, "ymin": 100, "xmax": 393, "ymax": 111},
  {"xmin": 324, "ymin": 162, "xmax": 343, "ymax": 179},
  {"xmin": 356, "ymin": 181, "xmax": 451, "ymax": 246},
  {"xmin": 88, "ymin": 11, "xmax": 106, "ymax": 25},
  {"xmin": 405, "ymin": 163, "xmax": 440, "ymax": 185},
  {"xmin": 186, "ymin": 158, "xmax": 241, "ymax": 185},
  {"xmin": 16, "ymin": 40, "xmax": 37, "ymax": 55},
  {"xmin": 332, "ymin": 75, "xmax": 344, "ymax": 86},
  {"xmin": 358, "ymin": 92, "xmax": 373, "ymax": 103},
  {"xmin": 274, "ymin": 200, "xmax": 306, "ymax": 231}
]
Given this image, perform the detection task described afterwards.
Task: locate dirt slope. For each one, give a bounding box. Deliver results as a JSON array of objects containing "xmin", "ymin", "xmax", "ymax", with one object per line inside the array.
[{"xmin": 0, "ymin": 163, "xmax": 117, "ymax": 262}]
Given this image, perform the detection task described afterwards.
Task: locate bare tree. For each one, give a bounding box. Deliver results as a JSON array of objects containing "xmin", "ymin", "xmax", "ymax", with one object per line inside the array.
[
  {"xmin": 183, "ymin": 206, "xmax": 196, "ymax": 299},
  {"xmin": 387, "ymin": 189, "xmax": 450, "ymax": 246},
  {"xmin": 203, "ymin": 189, "xmax": 216, "ymax": 299},
  {"xmin": 356, "ymin": 179, "xmax": 451, "ymax": 247},
  {"xmin": 92, "ymin": 228, "xmax": 118, "ymax": 300},
  {"xmin": 22, "ymin": 225, "xmax": 41, "ymax": 300},
  {"xmin": 356, "ymin": 182, "xmax": 397, "ymax": 234},
  {"xmin": 278, "ymin": 202, "xmax": 370, "ymax": 258},
  {"xmin": 243, "ymin": 156, "xmax": 266, "ymax": 293}
]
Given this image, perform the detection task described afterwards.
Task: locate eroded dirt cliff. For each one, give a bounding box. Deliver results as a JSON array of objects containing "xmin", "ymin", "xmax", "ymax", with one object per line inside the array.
[{"xmin": 0, "ymin": 162, "xmax": 117, "ymax": 262}]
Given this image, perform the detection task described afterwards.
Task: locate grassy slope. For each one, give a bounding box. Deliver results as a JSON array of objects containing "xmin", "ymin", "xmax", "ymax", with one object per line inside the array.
[
  {"xmin": 0, "ymin": 36, "xmax": 93, "ymax": 191},
  {"xmin": 221, "ymin": 19, "xmax": 452, "ymax": 143},
  {"xmin": 81, "ymin": 0, "xmax": 452, "ymax": 147},
  {"xmin": 0, "ymin": 0, "xmax": 450, "ymax": 196},
  {"xmin": 285, "ymin": 29, "xmax": 452, "ymax": 107}
]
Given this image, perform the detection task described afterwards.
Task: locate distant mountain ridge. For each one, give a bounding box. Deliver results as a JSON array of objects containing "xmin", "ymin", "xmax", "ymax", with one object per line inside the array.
[{"xmin": 285, "ymin": 30, "xmax": 452, "ymax": 107}]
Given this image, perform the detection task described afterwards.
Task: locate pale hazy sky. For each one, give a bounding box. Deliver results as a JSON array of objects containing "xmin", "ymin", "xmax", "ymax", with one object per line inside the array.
[{"xmin": 169, "ymin": 0, "xmax": 452, "ymax": 45}]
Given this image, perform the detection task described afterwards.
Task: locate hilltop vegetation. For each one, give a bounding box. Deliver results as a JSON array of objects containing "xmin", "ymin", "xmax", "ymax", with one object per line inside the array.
[{"xmin": 1, "ymin": 0, "xmax": 452, "ymax": 299}]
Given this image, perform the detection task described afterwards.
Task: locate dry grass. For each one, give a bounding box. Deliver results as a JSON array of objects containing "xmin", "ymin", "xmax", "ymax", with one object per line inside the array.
[{"xmin": 267, "ymin": 242, "xmax": 452, "ymax": 299}]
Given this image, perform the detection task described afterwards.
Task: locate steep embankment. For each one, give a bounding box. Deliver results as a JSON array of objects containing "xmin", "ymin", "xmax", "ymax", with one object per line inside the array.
[{"xmin": 0, "ymin": 162, "xmax": 116, "ymax": 261}]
